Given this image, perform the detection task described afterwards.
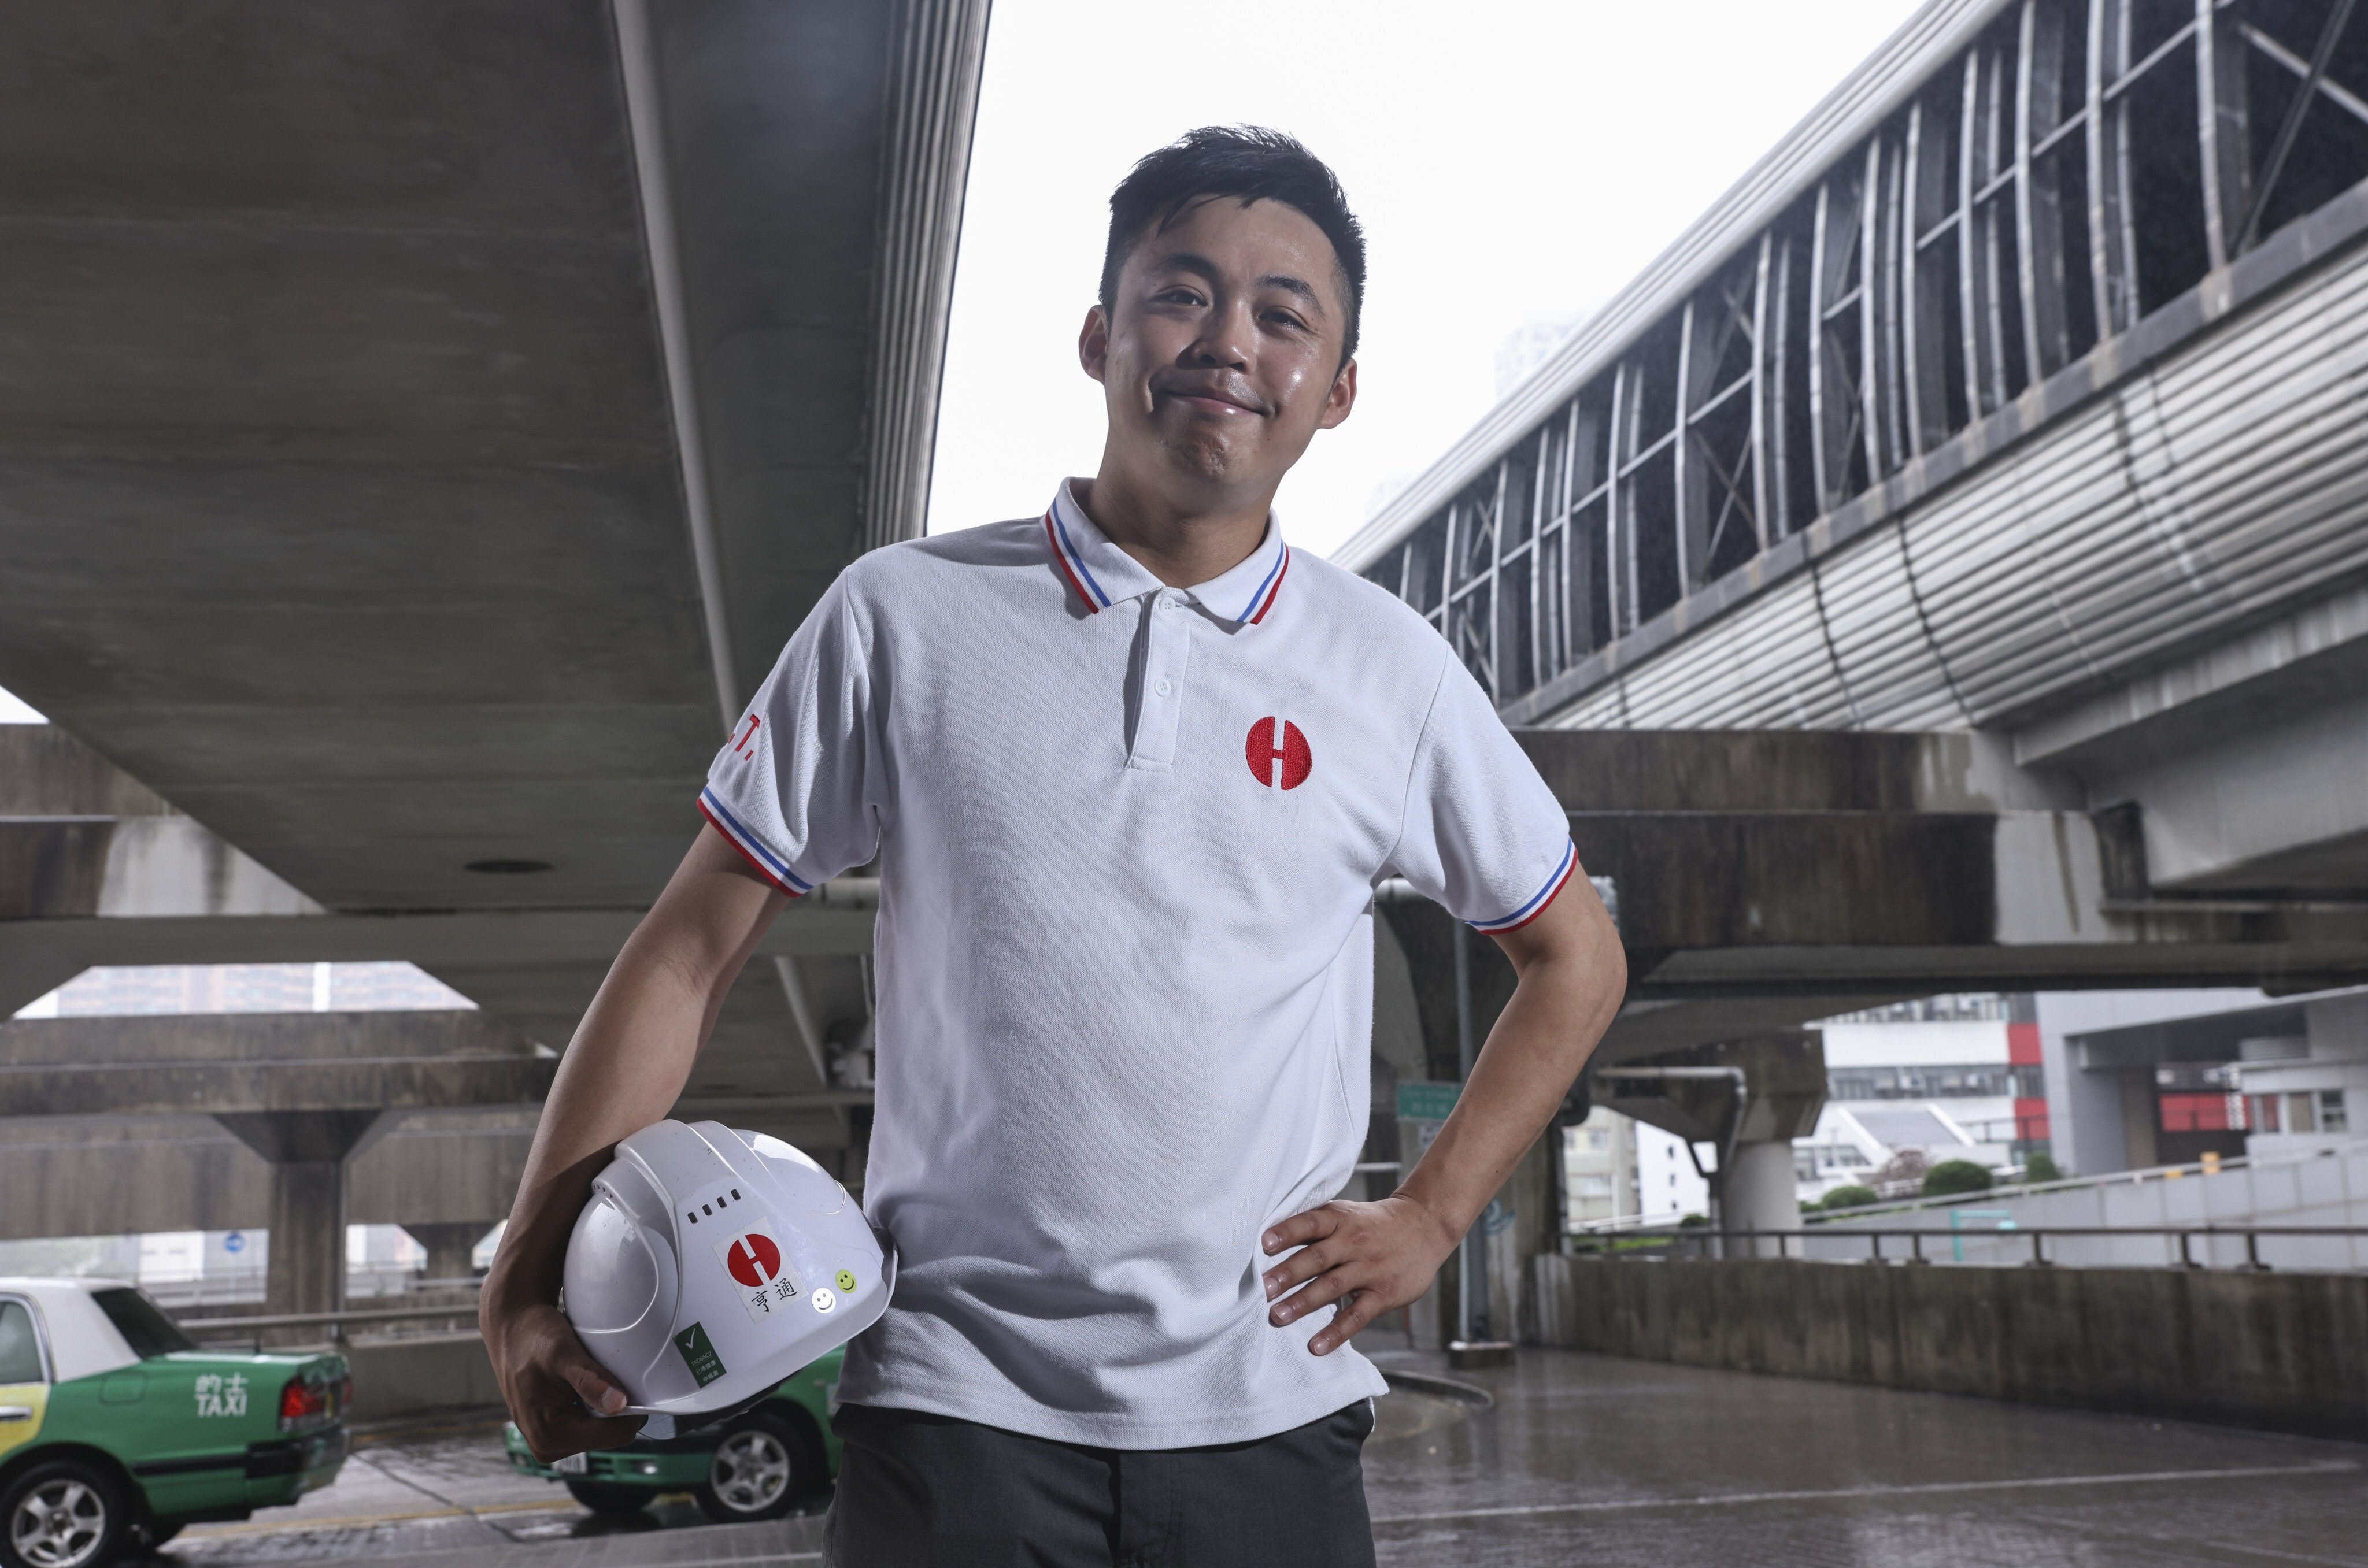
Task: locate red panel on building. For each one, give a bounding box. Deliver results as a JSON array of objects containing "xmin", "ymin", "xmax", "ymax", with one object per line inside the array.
[
  {"xmin": 2159, "ymin": 1092, "xmax": 2245, "ymax": 1133},
  {"xmin": 2008, "ymin": 1022, "xmax": 2048, "ymax": 1141}
]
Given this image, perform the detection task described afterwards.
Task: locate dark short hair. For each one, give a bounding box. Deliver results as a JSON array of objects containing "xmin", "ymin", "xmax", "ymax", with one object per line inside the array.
[{"xmin": 1100, "ymin": 125, "xmax": 1367, "ymax": 364}]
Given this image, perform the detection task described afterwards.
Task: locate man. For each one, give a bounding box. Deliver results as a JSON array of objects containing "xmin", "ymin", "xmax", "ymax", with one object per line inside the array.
[{"xmin": 483, "ymin": 126, "xmax": 1625, "ymax": 1565}]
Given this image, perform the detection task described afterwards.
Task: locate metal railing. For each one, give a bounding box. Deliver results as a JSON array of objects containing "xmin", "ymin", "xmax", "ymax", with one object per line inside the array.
[
  {"xmin": 175, "ymin": 1299, "xmax": 483, "ymax": 1349},
  {"xmin": 1570, "ymin": 1141, "xmax": 2356, "ymax": 1237},
  {"xmin": 1579, "ymin": 1224, "xmax": 2368, "ymax": 1270}
]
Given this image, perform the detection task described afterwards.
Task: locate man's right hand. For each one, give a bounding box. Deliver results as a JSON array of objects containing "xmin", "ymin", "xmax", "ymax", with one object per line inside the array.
[{"xmin": 484, "ymin": 1296, "xmax": 646, "ymax": 1462}]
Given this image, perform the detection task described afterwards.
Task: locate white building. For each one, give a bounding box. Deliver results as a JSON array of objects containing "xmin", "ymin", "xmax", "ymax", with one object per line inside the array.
[
  {"xmin": 1633, "ymin": 1121, "xmax": 1709, "ymax": 1224},
  {"xmin": 1795, "ymin": 1003, "xmax": 2033, "ymax": 1204},
  {"xmin": 1560, "ymin": 1109, "xmax": 1708, "ymax": 1230}
]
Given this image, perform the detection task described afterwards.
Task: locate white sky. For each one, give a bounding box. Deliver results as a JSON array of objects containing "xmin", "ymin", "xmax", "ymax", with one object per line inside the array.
[{"xmin": 926, "ymin": 0, "xmax": 1926, "ymax": 558}]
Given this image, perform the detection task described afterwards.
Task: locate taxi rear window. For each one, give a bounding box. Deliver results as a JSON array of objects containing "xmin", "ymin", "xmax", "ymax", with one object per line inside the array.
[
  {"xmin": 91, "ymin": 1288, "xmax": 197, "ymax": 1359},
  {"xmin": 0, "ymin": 1301, "xmax": 40, "ymax": 1382}
]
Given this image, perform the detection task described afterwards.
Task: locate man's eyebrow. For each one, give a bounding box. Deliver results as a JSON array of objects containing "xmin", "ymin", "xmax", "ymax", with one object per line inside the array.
[
  {"xmin": 1256, "ymin": 274, "xmax": 1326, "ymax": 314},
  {"xmin": 1148, "ymin": 253, "xmax": 1329, "ymax": 316}
]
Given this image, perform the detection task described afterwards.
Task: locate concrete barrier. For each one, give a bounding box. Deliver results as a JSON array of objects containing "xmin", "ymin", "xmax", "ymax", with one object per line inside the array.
[
  {"xmin": 1530, "ymin": 1256, "xmax": 2368, "ymax": 1440},
  {"xmin": 341, "ymin": 1331, "xmax": 505, "ymax": 1422}
]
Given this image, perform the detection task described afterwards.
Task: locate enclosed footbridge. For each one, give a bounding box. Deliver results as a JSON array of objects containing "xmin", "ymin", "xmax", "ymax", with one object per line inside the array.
[{"xmin": 1343, "ymin": 0, "xmax": 2368, "ymax": 1061}]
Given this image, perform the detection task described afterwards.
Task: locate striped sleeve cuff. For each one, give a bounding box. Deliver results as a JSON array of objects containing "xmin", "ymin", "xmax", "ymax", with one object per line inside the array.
[
  {"xmin": 1469, "ymin": 840, "xmax": 1576, "ymax": 935},
  {"xmin": 697, "ymin": 787, "xmax": 813, "ymax": 896}
]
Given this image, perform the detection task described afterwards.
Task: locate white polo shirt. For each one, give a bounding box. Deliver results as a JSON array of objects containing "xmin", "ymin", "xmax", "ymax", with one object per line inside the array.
[{"xmin": 698, "ymin": 480, "xmax": 1575, "ymax": 1448}]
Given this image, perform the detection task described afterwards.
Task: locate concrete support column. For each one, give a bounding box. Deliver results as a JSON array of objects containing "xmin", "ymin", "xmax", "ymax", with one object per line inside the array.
[
  {"xmin": 1720, "ymin": 1139, "xmax": 1804, "ymax": 1258},
  {"xmin": 215, "ymin": 1110, "xmax": 387, "ymax": 1324},
  {"xmin": 265, "ymin": 1161, "xmax": 345, "ymax": 1318},
  {"xmin": 402, "ymin": 1222, "xmax": 490, "ymax": 1284}
]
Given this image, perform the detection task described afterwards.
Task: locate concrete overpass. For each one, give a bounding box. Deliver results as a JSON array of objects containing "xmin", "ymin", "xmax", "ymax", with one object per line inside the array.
[
  {"xmin": 1343, "ymin": 0, "xmax": 2368, "ymax": 1236},
  {"xmin": 0, "ymin": 0, "xmax": 988, "ymax": 1305}
]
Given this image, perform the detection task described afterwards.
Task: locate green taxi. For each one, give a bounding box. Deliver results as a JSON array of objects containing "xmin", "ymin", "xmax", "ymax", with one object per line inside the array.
[
  {"xmin": 0, "ymin": 1277, "xmax": 349, "ymax": 1568},
  {"xmin": 504, "ymin": 1345, "xmax": 842, "ymax": 1524}
]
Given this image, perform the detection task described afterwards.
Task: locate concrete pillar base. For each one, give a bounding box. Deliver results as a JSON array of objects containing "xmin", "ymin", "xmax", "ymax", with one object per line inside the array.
[{"xmin": 1721, "ymin": 1138, "xmax": 1804, "ymax": 1258}]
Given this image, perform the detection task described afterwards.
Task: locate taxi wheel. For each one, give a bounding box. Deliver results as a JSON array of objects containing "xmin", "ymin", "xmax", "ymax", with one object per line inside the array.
[
  {"xmin": 1, "ymin": 1459, "xmax": 128, "ymax": 1568},
  {"xmin": 563, "ymin": 1481, "xmax": 651, "ymax": 1518},
  {"xmin": 691, "ymin": 1411, "xmax": 812, "ymax": 1523}
]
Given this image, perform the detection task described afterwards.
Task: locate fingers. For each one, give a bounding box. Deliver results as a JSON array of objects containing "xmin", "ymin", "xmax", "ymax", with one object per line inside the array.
[
  {"xmin": 489, "ymin": 1301, "xmax": 645, "ymax": 1461},
  {"xmin": 559, "ymin": 1352, "xmax": 628, "ymax": 1418},
  {"xmin": 1309, "ymin": 1289, "xmax": 1388, "ymax": 1356},
  {"xmin": 1268, "ymin": 1262, "xmax": 1357, "ymax": 1327},
  {"xmin": 521, "ymin": 1351, "xmax": 643, "ymax": 1459},
  {"xmin": 1260, "ymin": 1237, "xmax": 1338, "ymax": 1301},
  {"xmin": 1260, "ymin": 1206, "xmax": 1340, "ymax": 1256}
]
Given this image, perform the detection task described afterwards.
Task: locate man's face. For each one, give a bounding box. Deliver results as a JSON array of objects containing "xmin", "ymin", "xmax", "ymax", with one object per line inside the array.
[{"xmin": 1082, "ymin": 196, "xmax": 1356, "ymax": 497}]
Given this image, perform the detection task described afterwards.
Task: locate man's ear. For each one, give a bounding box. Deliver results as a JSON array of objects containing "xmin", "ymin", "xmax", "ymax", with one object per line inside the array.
[
  {"xmin": 1317, "ymin": 357, "xmax": 1358, "ymax": 431},
  {"xmin": 1078, "ymin": 304, "xmax": 1111, "ymax": 384}
]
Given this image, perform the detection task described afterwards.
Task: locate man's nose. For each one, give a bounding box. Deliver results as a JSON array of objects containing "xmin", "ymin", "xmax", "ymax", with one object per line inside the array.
[{"xmin": 1186, "ymin": 298, "xmax": 1252, "ymax": 369}]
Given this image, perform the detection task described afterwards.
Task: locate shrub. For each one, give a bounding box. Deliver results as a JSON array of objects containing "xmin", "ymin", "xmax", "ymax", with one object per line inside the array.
[
  {"xmin": 2022, "ymin": 1152, "xmax": 2063, "ymax": 1184},
  {"xmin": 1820, "ymin": 1184, "xmax": 1879, "ymax": 1211},
  {"xmin": 1922, "ymin": 1159, "xmax": 1995, "ymax": 1198},
  {"xmin": 1675, "ymin": 1212, "xmax": 1708, "ymax": 1229}
]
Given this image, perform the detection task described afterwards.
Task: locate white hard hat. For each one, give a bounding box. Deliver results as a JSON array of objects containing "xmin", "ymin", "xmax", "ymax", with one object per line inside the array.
[{"xmin": 563, "ymin": 1120, "xmax": 893, "ymax": 1420}]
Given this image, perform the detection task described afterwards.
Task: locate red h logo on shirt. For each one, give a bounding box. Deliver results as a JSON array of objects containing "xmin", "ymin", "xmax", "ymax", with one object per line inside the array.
[{"xmin": 1245, "ymin": 717, "xmax": 1312, "ymax": 790}]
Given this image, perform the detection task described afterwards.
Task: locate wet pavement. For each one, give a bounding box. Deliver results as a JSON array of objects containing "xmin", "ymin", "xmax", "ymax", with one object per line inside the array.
[
  {"xmin": 151, "ymin": 1347, "xmax": 2366, "ymax": 1566},
  {"xmin": 162, "ymin": 1415, "xmax": 828, "ymax": 1566},
  {"xmin": 1359, "ymin": 1347, "xmax": 2367, "ymax": 1566}
]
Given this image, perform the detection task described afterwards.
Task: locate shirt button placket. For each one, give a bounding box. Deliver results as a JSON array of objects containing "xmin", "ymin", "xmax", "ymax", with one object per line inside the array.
[{"xmin": 1130, "ymin": 596, "xmax": 1192, "ymax": 769}]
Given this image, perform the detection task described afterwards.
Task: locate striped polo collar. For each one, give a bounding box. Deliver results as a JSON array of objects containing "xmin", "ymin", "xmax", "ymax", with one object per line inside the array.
[{"xmin": 1044, "ymin": 480, "xmax": 1292, "ymax": 625}]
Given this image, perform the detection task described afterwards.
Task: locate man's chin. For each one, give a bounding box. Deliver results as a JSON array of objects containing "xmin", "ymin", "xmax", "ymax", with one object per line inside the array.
[{"xmin": 1155, "ymin": 427, "xmax": 1264, "ymax": 488}]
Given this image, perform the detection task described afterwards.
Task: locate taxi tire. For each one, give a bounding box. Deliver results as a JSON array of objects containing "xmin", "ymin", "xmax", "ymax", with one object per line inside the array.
[
  {"xmin": 562, "ymin": 1482, "xmax": 651, "ymax": 1519},
  {"xmin": 691, "ymin": 1410, "xmax": 813, "ymax": 1524},
  {"xmin": 1, "ymin": 1458, "xmax": 130, "ymax": 1568}
]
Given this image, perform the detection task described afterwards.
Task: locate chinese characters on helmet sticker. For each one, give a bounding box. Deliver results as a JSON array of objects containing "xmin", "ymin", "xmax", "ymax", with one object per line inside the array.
[
  {"xmin": 713, "ymin": 1224, "xmax": 799, "ymax": 1326},
  {"xmin": 193, "ymin": 1372, "xmax": 247, "ymax": 1418}
]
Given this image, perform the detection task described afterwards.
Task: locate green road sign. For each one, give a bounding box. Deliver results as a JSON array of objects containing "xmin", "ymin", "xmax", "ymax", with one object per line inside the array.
[{"xmin": 1396, "ymin": 1081, "xmax": 1460, "ymax": 1122}]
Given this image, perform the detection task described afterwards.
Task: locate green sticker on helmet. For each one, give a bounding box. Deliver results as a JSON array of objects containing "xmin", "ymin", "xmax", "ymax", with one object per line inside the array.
[{"xmin": 672, "ymin": 1321, "xmax": 726, "ymax": 1387}]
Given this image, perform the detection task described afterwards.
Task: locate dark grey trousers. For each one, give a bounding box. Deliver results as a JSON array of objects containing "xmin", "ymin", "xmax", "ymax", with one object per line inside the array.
[{"xmin": 823, "ymin": 1400, "xmax": 1378, "ymax": 1568}]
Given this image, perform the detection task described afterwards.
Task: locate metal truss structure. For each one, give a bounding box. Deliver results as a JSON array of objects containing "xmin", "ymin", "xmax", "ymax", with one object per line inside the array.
[{"xmin": 1352, "ymin": 0, "xmax": 2368, "ymax": 711}]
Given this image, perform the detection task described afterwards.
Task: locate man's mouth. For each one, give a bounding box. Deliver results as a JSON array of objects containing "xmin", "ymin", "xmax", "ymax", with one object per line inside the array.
[{"xmin": 1157, "ymin": 383, "xmax": 1266, "ymax": 417}]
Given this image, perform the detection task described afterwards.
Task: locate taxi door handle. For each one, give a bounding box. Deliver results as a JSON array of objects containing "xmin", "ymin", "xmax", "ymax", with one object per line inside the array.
[{"xmin": 0, "ymin": 1407, "xmax": 31, "ymax": 1422}]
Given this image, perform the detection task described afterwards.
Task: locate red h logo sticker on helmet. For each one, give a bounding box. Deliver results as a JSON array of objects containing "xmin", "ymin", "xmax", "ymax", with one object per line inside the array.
[
  {"xmin": 1245, "ymin": 717, "xmax": 1312, "ymax": 790},
  {"xmin": 721, "ymin": 1230, "xmax": 782, "ymax": 1289}
]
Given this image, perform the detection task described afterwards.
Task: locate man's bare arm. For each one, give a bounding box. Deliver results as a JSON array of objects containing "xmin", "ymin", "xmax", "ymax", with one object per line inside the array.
[
  {"xmin": 479, "ymin": 827, "xmax": 789, "ymax": 1459},
  {"xmin": 1259, "ymin": 873, "xmax": 1626, "ymax": 1355}
]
